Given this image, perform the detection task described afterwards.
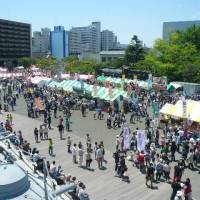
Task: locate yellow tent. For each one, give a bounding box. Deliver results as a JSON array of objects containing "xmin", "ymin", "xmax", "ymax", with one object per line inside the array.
[
  {"xmin": 159, "ymin": 103, "xmax": 176, "ymax": 116},
  {"xmin": 160, "ymin": 100, "xmax": 200, "ymax": 123}
]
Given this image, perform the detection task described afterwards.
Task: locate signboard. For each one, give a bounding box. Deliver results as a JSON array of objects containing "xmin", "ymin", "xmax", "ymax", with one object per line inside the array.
[
  {"xmin": 123, "ymin": 127, "xmax": 130, "ymax": 150},
  {"xmin": 93, "ymin": 82, "xmax": 98, "ymax": 96},
  {"xmin": 152, "ymin": 101, "xmax": 159, "ymax": 118},
  {"xmin": 136, "ymin": 130, "xmax": 146, "ymax": 151},
  {"xmin": 182, "ymin": 97, "xmax": 187, "ymax": 118}
]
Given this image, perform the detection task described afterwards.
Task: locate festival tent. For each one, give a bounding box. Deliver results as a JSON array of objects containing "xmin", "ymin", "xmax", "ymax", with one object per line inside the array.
[
  {"xmin": 159, "ymin": 103, "xmax": 176, "ymax": 115},
  {"xmin": 15, "ymin": 66, "xmax": 24, "ymax": 70},
  {"xmin": 97, "ymin": 75, "xmax": 107, "ymax": 82},
  {"xmin": 62, "ymin": 80, "xmax": 78, "ymax": 92},
  {"xmin": 30, "ymin": 76, "xmax": 44, "ymax": 84},
  {"xmin": 38, "ymin": 77, "xmax": 52, "ymax": 87},
  {"xmin": 48, "ymin": 80, "xmax": 60, "ymax": 88},
  {"xmin": 56, "ymin": 80, "xmax": 68, "ymax": 88},
  {"xmin": 97, "ymin": 76, "xmax": 134, "ymax": 85},
  {"xmin": 79, "ymin": 74, "xmax": 93, "ymax": 80},
  {"xmin": 160, "ymin": 100, "xmax": 200, "ymax": 123},
  {"xmin": 167, "ymin": 83, "xmax": 182, "ymax": 92},
  {"xmin": 0, "ymin": 67, "xmax": 7, "ymax": 72}
]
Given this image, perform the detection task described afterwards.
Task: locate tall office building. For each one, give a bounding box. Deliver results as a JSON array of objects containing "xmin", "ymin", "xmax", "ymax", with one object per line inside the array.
[
  {"xmin": 50, "ymin": 26, "xmax": 69, "ymax": 59},
  {"xmin": 0, "ymin": 19, "xmax": 31, "ymax": 68},
  {"xmin": 163, "ymin": 20, "xmax": 200, "ymax": 40},
  {"xmin": 101, "ymin": 30, "xmax": 117, "ymax": 50},
  {"xmin": 69, "ymin": 21, "xmax": 101, "ymax": 54},
  {"xmin": 69, "ymin": 29, "xmax": 82, "ymax": 55},
  {"xmin": 92, "ymin": 22, "xmax": 101, "ymax": 52},
  {"xmin": 32, "ymin": 28, "xmax": 50, "ymax": 57}
]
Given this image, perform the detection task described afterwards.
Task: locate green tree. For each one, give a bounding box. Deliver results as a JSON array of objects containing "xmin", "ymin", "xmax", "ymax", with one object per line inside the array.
[
  {"xmin": 124, "ymin": 35, "xmax": 146, "ymax": 66},
  {"xmin": 19, "ymin": 57, "xmax": 35, "ymax": 68},
  {"xmin": 139, "ymin": 33, "xmax": 200, "ymax": 82}
]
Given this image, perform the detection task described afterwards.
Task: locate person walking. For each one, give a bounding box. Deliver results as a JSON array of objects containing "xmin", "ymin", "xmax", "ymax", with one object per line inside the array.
[
  {"xmin": 85, "ymin": 149, "xmax": 92, "ymax": 168},
  {"xmin": 67, "ymin": 136, "xmax": 72, "ymax": 153},
  {"xmin": 34, "ymin": 127, "xmax": 39, "ymax": 143},
  {"xmin": 94, "ymin": 142, "xmax": 98, "ymax": 159},
  {"xmin": 163, "ymin": 162, "xmax": 171, "ymax": 182},
  {"xmin": 44, "ymin": 125, "xmax": 48, "ymax": 140},
  {"xmin": 72, "ymin": 143, "xmax": 77, "ymax": 164},
  {"xmin": 48, "ymin": 138, "xmax": 53, "ymax": 156},
  {"xmin": 96, "ymin": 145, "xmax": 103, "ymax": 169},
  {"xmin": 9, "ymin": 114, "xmax": 13, "ymax": 125},
  {"xmin": 146, "ymin": 163, "xmax": 155, "ymax": 188},
  {"xmin": 187, "ymin": 150, "xmax": 194, "ymax": 170},
  {"xmin": 171, "ymin": 141, "xmax": 177, "ymax": 162},
  {"xmin": 184, "ymin": 178, "xmax": 192, "ymax": 200},
  {"xmin": 39, "ymin": 126, "xmax": 43, "ymax": 140},
  {"xmin": 113, "ymin": 150, "xmax": 120, "ymax": 173},
  {"xmin": 170, "ymin": 179, "xmax": 181, "ymax": 200},
  {"xmin": 78, "ymin": 146, "xmax": 84, "ymax": 167},
  {"xmin": 57, "ymin": 123, "xmax": 64, "ymax": 140},
  {"xmin": 47, "ymin": 113, "xmax": 51, "ymax": 129},
  {"xmin": 155, "ymin": 160, "xmax": 163, "ymax": 182}
]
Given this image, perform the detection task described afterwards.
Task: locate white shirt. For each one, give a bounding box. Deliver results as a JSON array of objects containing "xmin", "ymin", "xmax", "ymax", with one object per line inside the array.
[{"xmin": 72, "ymin": 146, "xmax": 77, "ymax": 156}]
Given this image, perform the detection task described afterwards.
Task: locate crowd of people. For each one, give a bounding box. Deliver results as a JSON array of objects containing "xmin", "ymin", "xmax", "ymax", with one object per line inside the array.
[{"xmin": 0, "ymin": 77, "xmax": 200, "ymax": 200}]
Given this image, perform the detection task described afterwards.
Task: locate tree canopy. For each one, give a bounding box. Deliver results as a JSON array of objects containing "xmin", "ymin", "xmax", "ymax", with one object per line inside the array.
[
  {"xmin": 138, "ymin": 26, "xmax": 200, "ymax": 83},
  {"xmin": 124, "ymin": 35, "xmax": 146, "ymax": 66}
]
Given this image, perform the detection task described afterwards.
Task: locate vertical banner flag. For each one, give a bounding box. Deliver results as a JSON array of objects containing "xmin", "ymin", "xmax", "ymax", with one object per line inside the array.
[
  {"xmin": 136, "ymin": 130, "xmax": 146, "ymax": 151},
  {"xmin": 182, "ymin": 96, "xmax": 187, "ymax": 118},
  {"xmin": 93, "ymin": 81, "xmax": 98, "ymax": 96},
  {"xmin": 109, "ymin": 84, "xmax": 113, "ymax": 97},
  {"xmin": 80, "ymin": 79, "xmax": 84, "ymax": 90},
  {"xmin": 135, "ymin": 83, "xmax": 139, "ymax": 96},
  {"xmin": 123, "ymin": 126, "xmax": 130, "ymax": 150},
  {"xmin": 127, "ymin": 84, "xmax": 132, "ymax": 96}
]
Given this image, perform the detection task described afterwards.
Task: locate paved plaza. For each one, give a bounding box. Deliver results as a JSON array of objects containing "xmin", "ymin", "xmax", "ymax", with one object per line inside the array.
[{"xmin": 1, "ymin": 97, "xmax": 200, "ymax": 200}]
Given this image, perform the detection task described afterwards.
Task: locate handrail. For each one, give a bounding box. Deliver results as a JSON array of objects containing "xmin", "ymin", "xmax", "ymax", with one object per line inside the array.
[{"xmin": 0, "ymin": 138, "xmax": 73, "ymax": 200}]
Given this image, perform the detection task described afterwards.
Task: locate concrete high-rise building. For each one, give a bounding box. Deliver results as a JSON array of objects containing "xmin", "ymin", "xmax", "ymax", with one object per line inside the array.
[
  {"xmin": 92, "ymin": 22, "xmax": 101, "ymax": 52},
  {"xmin": 50, "ymin": 26, "xmax": 69, "ymax": 59},
  {"xmin": 101, "ymin": 30, "xmax": 117, "ymax": 50},
  {"xmin": 32, "ymin": 28, "xmax": 50, "ymax": 57},
  {"xmin": 0, "ymin": 19, "xmax": 31, "ymax": 68},
  {"xmin": 69, "ymin": 21, "xmax": 101, "ymax": 54},
  {"xmin": 69, "ymin": 29, "xmax": 82, "ymax": 55},
  {"xmin": 163, "ymin": 20, "xmax": 200, "ymax": 40}
]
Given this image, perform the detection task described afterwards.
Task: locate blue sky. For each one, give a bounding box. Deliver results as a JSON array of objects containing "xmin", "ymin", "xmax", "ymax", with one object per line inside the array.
[{"xmin": 0, "ymin": 0, "xmax": 200, "ymax": 46}]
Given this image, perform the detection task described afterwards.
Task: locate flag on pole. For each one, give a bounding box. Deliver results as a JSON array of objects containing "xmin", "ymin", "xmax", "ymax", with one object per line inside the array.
[
  {"xmin": 127, "ymin": 84, "xmax": 132, "ymax": 96},
  {"xmin": 93, "ymin": 81, "xmax": 98, "ymax": 96},
  {"xmin": 109, "ymin": 84, "xmax": 113, "ymax": 97}
]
